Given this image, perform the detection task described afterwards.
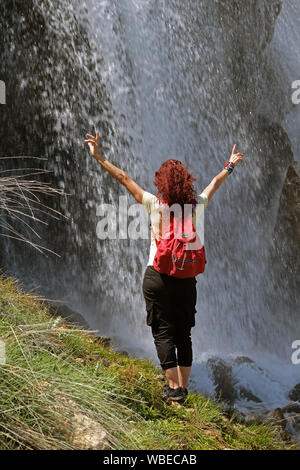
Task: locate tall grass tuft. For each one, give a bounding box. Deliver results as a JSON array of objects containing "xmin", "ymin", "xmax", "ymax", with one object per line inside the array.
[
  {"xmin": 0, "ymin": 313, "xmax": 145, "ymax": 449},
  {"xmin": 0, "ymin": 156, "xmax": 65, "ymax": 255}
]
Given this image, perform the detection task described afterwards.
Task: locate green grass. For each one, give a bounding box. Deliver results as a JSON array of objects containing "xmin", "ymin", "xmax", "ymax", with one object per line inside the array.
[{"xmin": 0, "ymin": 273, "xmax": 295, "ymax": 450}]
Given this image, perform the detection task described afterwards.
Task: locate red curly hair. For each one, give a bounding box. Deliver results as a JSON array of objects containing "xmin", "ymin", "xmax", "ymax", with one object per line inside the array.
[{"xmin": 154, "ymin": 159, "xmax": 198, "ymax": 208}]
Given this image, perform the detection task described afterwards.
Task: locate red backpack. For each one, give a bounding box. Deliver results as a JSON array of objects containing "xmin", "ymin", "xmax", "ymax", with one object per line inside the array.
[{"xmin": 152, "ymin": 212, "xmax": 206, "ymax": 279}]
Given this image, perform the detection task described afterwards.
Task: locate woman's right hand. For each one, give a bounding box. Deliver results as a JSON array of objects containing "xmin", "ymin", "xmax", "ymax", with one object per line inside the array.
[
  {"xmin": 84, "ymin": 131, "xmax": 100, "ymax": 160},
  {"xmin": 229, "ymin": 144, "xmax": 244, "ymax": 166}
]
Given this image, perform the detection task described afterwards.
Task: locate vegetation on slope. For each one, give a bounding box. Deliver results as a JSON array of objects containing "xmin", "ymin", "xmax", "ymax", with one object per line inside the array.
[{"xmin": 0, "ymin": 274, "xmax": 295, "ymax": 450}]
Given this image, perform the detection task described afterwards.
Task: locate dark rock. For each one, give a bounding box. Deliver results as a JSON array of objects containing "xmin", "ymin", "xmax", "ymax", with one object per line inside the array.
[
  {"xmin": 239, "ymin": 386, "xmax": 262, "ymax": 403},
  {"xmin": 207, "ymin": 358, "xmax": 237, "ymax": 404},
  {"xmin": 233, "ymin": 405, "xmax": 297, "ymax": 444},
  {"xmin": 230, "ymin": 409, "xmax": 264, "ymax": 425},
  {"xmin": 267, "ymin": 408, "xmax": 287, "ymax": 429},
  {"xmin": 118, "ymin": 350, "xmax": 130, "ymax": 357},
  {"xmin": 288, "ymin": 383, "xmax": 300, "ymax": 402},
  {"xmin": 282, "ymin": 403, "xmax": 300, "ymax": 414},
  {"xmin": 234, "ymin": 356, "xmax": 255, "ymax": 366},
  {"xmin": 233, "ymin": 356, "xmax": 264, "ymax": 374},
  {"xmin": 95, "ymin": 336, "xmax": 112, "ymax": 348},
  {"xmin": 273, "ymin": 163, "xmax": 300, "ymax": 315},
  {"xmin": 279, "ymin": 164, "xmax": 300, "ymax": 248},
  {"xmin": 231, "ymin": 409, "xmax": 247, "ymax": 424},
  {"xmin": 0, "ymin": 0, "xmax": 115, "ymax": 311},
  {"xmin": 48, "ymin": 303, "xmax": 90, "ymax": 329},
  {"xmin": 266, "ymin": 408, "xmax": 292, "ymax": 442},
  {"xmin": 243, "ymin": 414, "xmax": 264, "ymax": 425},
  {"xmin": 281, "ymin": 402, "xmax": 300, "ymax": 444}
]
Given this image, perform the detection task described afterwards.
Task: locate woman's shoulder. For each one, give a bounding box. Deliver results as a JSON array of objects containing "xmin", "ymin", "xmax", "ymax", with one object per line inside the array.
[
  {"xmin": 197, "ymin": 192, "xmax": 208, "ymax": 206},
  {"xmin": 142, "ymin": 191, "xmax": 157, "ymax": 204},
  {"xmin": 142, "ymin": 191, "xmax": 166, "ymax": 215},
  {"xmin": 142, "ymin": 191, "xmax": 158, "ymax": 214},
  {"xmin": 193, "ymin": 192, "xmax": 209, "ymax": 219}
]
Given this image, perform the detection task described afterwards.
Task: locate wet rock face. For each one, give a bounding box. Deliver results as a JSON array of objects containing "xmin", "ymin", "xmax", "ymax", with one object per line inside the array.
[
  {"xmin": 288, "ymin": 383, "xmax": 300, "ymax": 402},
  {"xmin": 233, "ymin": 356, "xmax": 255, "ymax": 366},
  {"xmin": 282, "ymin": 403, "xmax": 300, "ymax": 414},
  {"xmin": 272, "ymin": 163, "xmax": 300, "ymax": 317},
  {"xmin": 1, "ymin": 1, "xmax": 144, "ymax": 340},
  {"xmin": 276, "ymin": 164, "xmax": 300, "ymax": 250},
  {"xmin": 49, "ymin": 303, "xmax": 90, "ymax": 329},
  {"xmin": 0, "ymin": 0, "xmax": 117, "ymax": 306},
  {"xmin": 208, "ymin": 356, "xmax": 263, "ymax": 405},
  {"xmin": 207, "ymin": 358, "xmax": 237, "ymax": 404},
  {"xmin": 216, "ymin": 0, "xmax": 283, "ymax": 115},
  {"xmin": 0, "ymin": 0, "xmax": 145, "ymax": 335},
  {"xmin": 239, "ymin": 387, "xmax": 262, "ymax": 404}
]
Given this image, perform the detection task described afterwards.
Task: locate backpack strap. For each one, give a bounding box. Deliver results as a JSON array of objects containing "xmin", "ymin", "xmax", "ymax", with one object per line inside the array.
[{"xmin": 151, "ymin": 225, "xmax": 159, "ymax": 247}]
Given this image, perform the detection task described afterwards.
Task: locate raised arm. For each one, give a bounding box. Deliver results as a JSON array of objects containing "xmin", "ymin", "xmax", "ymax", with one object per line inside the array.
[
  {"xmin": 201, "ymin": 144, "xmax": 244, "ymax": 203},
  {"xmin": 85, "ymin": 131, "xmax": 144, "ymax": 204}
]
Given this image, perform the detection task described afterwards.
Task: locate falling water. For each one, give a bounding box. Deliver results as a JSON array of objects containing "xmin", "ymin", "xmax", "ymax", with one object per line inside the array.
[{"xmin": 0, "ymin": 0, "xmax": 299, "ymax": 411}]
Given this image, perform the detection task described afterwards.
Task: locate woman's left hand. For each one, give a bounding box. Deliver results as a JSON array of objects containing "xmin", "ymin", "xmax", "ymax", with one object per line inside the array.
[{"xmin": 229, "ymin": 144, "xmax": 244, "ymax": 167}]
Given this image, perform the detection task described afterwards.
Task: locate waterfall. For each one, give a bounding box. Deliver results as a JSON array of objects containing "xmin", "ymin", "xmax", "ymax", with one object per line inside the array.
[{"xmin": 0, "ymin": 0, "xmax": 299, "ymax": 411}]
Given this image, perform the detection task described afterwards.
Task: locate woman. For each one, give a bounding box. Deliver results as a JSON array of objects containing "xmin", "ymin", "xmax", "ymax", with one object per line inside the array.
[{"xmin": 85, "ymin": 131, "xmax": 244, "ymax": 402}]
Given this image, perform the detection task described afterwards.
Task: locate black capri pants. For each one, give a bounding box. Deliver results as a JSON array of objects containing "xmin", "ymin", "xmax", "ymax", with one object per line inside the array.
[{"xmin": 142, "ymin": 265, "xmax": 197, "ymax": 371}]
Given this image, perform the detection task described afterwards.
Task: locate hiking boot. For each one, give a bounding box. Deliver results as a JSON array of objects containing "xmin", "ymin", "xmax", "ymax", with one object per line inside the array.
[
  {"xmin": 163, "ymin": 384, "xmax": 171, "ymax": 398},
  {"xmin": 167, "ymin": 386, "xmax": 187, "ymax": 402}
]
